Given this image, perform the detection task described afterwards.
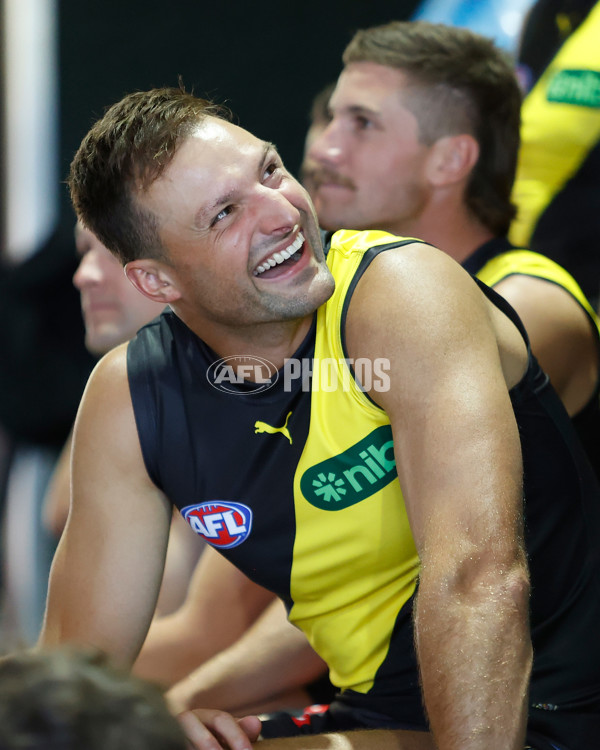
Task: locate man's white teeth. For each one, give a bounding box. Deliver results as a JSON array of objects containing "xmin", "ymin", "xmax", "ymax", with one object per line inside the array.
[{"xmin": 255, "ymin": 232, "xmax": 305, "ymax": 275}]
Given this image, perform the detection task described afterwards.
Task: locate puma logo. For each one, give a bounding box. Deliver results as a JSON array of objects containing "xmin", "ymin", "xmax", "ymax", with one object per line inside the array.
[{"xmin": 254, "ymin": 411, "xmax": 293, "ymax": 444}]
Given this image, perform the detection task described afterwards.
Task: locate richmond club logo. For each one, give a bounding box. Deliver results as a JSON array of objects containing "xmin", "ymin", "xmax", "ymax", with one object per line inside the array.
[{"xmin": 181, "ymin": 501, "xmax": 253, "ymax": 549}]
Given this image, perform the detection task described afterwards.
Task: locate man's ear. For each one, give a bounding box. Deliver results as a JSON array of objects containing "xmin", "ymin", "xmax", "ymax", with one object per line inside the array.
[
  {"xmin": 426, "ymin": 134, "xmax": 479, "ymax": 187},
  {"xmin": 124, "ymin": 260, "xmax": 182, "ymax": 303}
]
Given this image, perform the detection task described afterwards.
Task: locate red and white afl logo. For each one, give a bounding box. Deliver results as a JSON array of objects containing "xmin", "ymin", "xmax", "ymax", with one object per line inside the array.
[{"xmin": 181, "ymin": 501, "xmax": 252, "ymax": 549}]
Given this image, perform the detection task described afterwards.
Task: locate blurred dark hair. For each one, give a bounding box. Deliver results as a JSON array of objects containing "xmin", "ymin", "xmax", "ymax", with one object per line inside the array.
[{"xmin": 0, "ymin": 647, "xmax": 186, "ymax": 750}]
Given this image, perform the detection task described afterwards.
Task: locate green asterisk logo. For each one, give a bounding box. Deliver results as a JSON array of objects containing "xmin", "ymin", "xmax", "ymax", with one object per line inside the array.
[{"xmin": 312, "ymin": 472, "xmax": 347, "ymax": 503}]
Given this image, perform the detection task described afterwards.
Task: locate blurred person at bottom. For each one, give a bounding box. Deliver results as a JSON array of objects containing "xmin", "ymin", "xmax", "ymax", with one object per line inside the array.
[{"xmin": 0, "ymin": 647, "xmax": 186, "ymax": 750}]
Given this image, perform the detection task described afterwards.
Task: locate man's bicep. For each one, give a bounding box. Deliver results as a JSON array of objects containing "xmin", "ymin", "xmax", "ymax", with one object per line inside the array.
[
  {"xmin": 347, "ymin": 246, "xmax": 525, "ymax": 557},
  {"xmin": 40, "ymin": 346, "xmax": 172, "ymax": 665},
  {"xmin": 390, "ymin": 339, "xmax": 523, "ymax": 559}
]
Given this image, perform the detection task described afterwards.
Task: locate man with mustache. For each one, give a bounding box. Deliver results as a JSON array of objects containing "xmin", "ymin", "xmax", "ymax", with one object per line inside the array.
[
  {"xmin": 39, "ymin": 25, "xmax": 600, "ymax": 750},
  {"xmin": 304, "ymin": 27, "xmax": 600, "ymax": 462}
]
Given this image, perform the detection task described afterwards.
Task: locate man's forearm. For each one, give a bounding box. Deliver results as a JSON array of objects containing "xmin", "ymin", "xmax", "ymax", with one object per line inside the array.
[
  {"xmin": 135, "ymin": 549, "xmax": 274, "ymax": 686},
  {"xmin": 134, "ymin": 608, "xmax": 231, "ymax": 686},
  {"xmin": 257, "ymin": 729, "xmax": 436, "ymax": 750},
  {"xmin": 168, "ymin": 599, "xmax": 327, "ymax": 715},
  {"xmin": 415, "ymin": 561, "xmax": 531, "ymax": 749}
]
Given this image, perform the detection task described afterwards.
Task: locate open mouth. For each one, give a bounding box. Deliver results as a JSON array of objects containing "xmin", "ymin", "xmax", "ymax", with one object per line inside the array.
[{"xmin": 253, "ymin": 232, "xmax": 305, "ymax": 278}]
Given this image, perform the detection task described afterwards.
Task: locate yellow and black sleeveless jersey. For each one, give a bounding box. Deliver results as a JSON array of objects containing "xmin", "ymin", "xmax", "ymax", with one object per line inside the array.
[
  {"xmin": 464, "ymin": 236, "xmax": 600, "ymax": 477},
  {"xmin": 509, "ymin": 0, "xmax": 600, "ymax": 305},
  {"xmin": 128, "ymin": 230, "xmax": 600, "ymax": 746}
]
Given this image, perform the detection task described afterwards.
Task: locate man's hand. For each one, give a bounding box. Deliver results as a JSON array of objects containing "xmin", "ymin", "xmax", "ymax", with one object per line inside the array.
[{"xmin": 176, "ymin": 708, "xmax": 261, "ymax": 750}]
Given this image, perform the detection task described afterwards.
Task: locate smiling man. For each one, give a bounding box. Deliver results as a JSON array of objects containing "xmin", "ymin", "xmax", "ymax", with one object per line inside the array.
[
  {"xmin": 38, "ymin": 81, "xmax": 600, "ymax": 750},
  {"xmin": 143, "ymin": 18, "xmax": 600, "ymax": 722}
]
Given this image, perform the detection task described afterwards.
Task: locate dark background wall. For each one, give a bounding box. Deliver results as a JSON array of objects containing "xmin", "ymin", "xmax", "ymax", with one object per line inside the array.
[{"xmin": 58, "ymin": 0, "xmax": 421, "ymax": 228}]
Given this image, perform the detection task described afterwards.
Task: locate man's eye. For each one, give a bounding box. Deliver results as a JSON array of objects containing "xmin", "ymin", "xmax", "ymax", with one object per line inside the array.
[
  {"xmin": 263, "ymin": 162, "xmax": 281, "ymax": 180},
  {"xmin": 355, "ymin": 116, "xmax": 372, "ymax": 130},
  {"xmin": 212, "ymin": 206, "xmax": 232, "ymax": 225}
]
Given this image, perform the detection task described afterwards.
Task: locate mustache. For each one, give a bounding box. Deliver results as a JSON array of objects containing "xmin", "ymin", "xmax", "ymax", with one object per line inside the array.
[{"xmin": 306, "ymin": 167, "xmax": 356, "ymax": 191}]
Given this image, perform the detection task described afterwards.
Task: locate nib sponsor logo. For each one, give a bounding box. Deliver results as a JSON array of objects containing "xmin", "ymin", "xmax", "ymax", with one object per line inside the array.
[
  {"xmin": 181, "ymin": 501, "xmax": 252, "ymax": 549},
  {"xmin": 547, "ymin": 69, "xmax": 600, "ymax": 108},
  {"xmin": 301, "ymin": 426, "xmax": 397, "ymax": 510}
]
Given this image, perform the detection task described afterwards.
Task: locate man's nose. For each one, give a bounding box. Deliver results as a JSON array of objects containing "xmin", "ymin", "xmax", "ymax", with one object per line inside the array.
[
  {"xmin": 306, "ymin": 121, "xmax": 344, "ymax": 166},
  {"xmin": 73, "ymin": 255, "xmax": 102, "ymax": 289},
  {"xmin": 255, "ymin": 186, "xmax": 301, "ymax": 237}
]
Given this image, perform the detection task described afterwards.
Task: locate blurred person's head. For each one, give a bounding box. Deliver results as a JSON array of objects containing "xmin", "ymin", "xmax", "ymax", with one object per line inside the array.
[
  {"xmin": 0, "ymin": 647, "xmax": 186, "ymax": 750},
  {"xmin": 73, "ymin": 222, "xmax": 165, "ymax": 355},
  {"xmin": 306, "ymin": 21, "xmax": 521, "ymax": 239}
]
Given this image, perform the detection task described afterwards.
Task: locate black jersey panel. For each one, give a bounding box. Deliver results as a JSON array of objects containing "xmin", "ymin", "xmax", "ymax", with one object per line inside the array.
[{"xmin": 127, "ymin": 310, "xmax": 315, "ymax": 599}]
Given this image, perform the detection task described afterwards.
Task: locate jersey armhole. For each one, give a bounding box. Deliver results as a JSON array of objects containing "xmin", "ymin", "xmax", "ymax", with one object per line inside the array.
[
  {"xmin": 339, "ymin": 239, "xmax": 424, "ymax": 409},
  {"xmin": 126, "ymin": 336, "xmax": 163, "ymax": 489}
]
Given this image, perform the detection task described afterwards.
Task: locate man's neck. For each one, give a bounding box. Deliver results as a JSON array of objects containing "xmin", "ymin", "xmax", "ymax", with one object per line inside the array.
[
  {"xmin": 387, "ymin": 201, "xmax": 495, "ymax": 266},
  {"xmin": 170, "ymin": 307, "xmax": 315, "ymax": 371}
]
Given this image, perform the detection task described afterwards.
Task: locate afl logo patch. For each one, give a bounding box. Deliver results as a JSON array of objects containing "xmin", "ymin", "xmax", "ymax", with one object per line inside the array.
[{"xmin": 181, "ymin": 501, "xmax": 252, "ymax": 549}]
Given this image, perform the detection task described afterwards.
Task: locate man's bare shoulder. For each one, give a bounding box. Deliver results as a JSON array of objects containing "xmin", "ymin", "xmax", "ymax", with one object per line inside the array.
[
  {"xmin": 345, "ymin": 240, "xmax": 527, "ymax": 395},
  {"xmin": 87, "ymin": 341, "xmax": 129, "ymax": 385},
  {"xmin": 493, "ymin": 272, "xmax": 592, "ymax": 327},
  {"xmin": 356, "ymin": 239, "xmax": 480, "ymax": 310},
  {"xmin": 493, "ymin": 273, "xmax": 599, "ymax": 413},
  {"xmin": 79, "ymin": 342, "xmax": 131, "ymax": 414},
  {"xmin": 346, "ymin": 240, "xmax": 490, "ymax": 348},
  {"xmin": 73, "ymin": 341, "xmax": 144, "ymax": 478}
]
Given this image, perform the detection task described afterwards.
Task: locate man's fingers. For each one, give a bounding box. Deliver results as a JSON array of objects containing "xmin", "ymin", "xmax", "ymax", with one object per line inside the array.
[
  {"xmin": 177, "ymin": 711, "xmax": 224, "ymax": 750},
  {"xmin": 237, "ymin": 715, "xmax": 262, "ymax": 741},
  {"xmin": 177, "ymin": 708, "xmax": 257, "ymax": 750}
]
